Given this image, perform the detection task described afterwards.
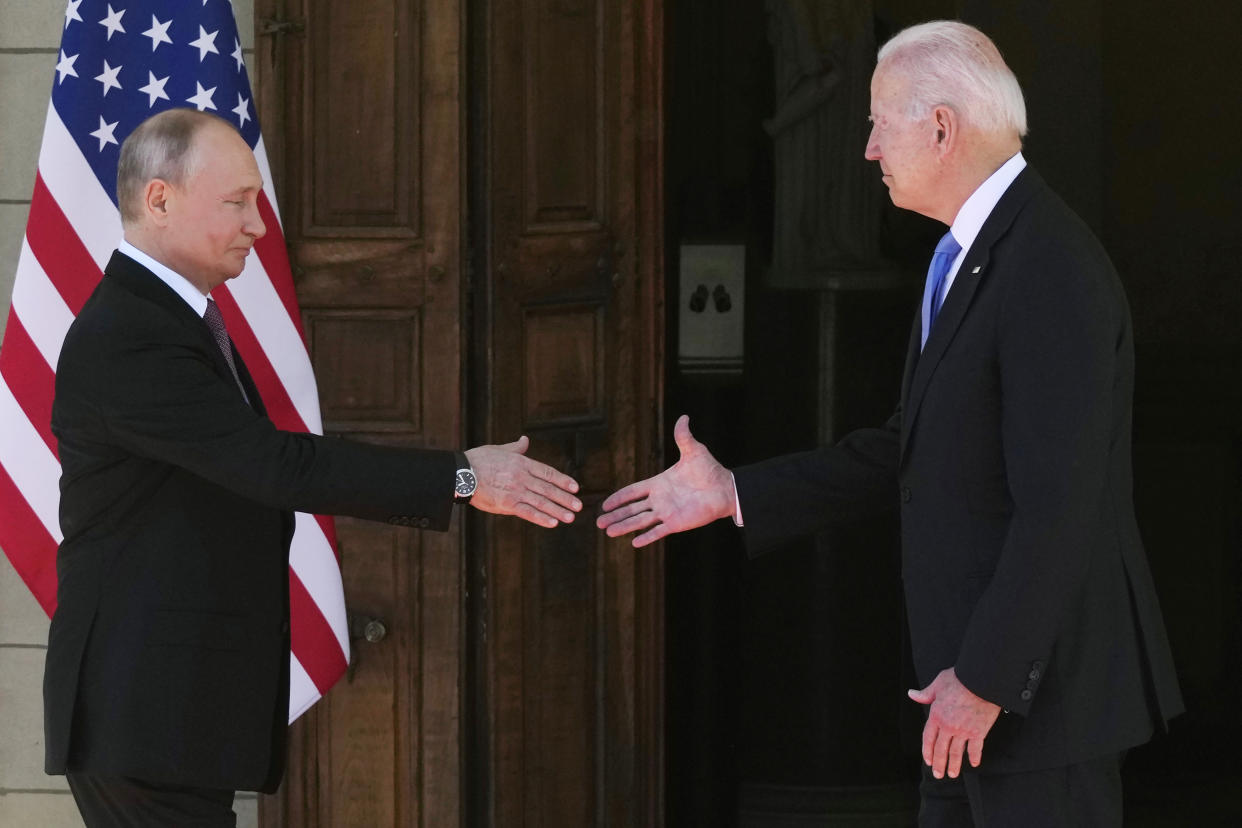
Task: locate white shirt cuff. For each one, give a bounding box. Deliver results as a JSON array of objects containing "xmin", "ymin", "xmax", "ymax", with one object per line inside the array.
[{"xmin": 731, "ymin": 471, "xmax": 743, "ymax": 526}]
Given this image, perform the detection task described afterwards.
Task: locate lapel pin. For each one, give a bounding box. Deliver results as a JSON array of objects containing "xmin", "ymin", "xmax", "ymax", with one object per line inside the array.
[{"xmin": 971, "ymin": 266, "xmax": 982, "ymax": 275}]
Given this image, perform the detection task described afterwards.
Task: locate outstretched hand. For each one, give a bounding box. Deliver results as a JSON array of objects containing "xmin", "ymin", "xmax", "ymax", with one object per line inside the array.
[
  {"xmin": 908, "ymin": 667, "xmax": 1002, "ymax": 779},
  {"xmin": 466, "ymin": 436, "xmax": 581, "ymax": 528},
  {"xmin": 596, "ymin": 415, "xmax": 735, "ymax": 547}
]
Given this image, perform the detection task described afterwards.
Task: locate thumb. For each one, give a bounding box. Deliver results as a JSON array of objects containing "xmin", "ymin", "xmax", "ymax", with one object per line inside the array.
[
  {"xmin": 672, "ymin": 414, "xmax": 696, "ymax": 457},
  {"xmin": 908, "ymin": 685, "xmax": 934, "ymax": 705},
  {"xmin": 497, "ymin": 434, "xmax": 530, "ymax": 455}
]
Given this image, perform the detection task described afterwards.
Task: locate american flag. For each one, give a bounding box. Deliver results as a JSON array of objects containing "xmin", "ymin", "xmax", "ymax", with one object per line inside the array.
[{"xmin": 0, "ymin": 0, "xmax": 349, "ymax": 721}]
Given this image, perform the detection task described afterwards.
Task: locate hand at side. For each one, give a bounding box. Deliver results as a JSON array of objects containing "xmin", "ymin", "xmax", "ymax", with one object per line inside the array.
[
  {"xmin": 465, "ymin": 436, "xmax": 581, "ymax": 528},
  {"xmin": 596, "ymin": 415, "xmax": 735, "ymax": 547},
  {"xmin": 908, "ymin": 667, "xmax": 1002, "ymax": 779}
]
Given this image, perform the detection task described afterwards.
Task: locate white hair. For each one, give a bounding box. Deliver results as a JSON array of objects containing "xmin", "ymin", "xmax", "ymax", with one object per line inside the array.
[{"xmin": 877, "ymin": 20, "xmax": 1027, "ymax": 137}]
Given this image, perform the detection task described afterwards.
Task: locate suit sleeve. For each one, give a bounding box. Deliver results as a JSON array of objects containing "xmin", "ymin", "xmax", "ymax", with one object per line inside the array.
[
  {"xmin": 56, "ymin": 308, "xmax": 456, "ymax": 530},
  {"xmin": 733, "ymin": 409, "xmax": 901, "ymax": 555},
  {"xmin": 954, "ymin": 237, "xmax": 1121, "ymax": 714}
]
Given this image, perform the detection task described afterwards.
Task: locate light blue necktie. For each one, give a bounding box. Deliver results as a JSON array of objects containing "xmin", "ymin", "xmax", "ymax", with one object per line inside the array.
[{"xmin": 920, "ymin": 230, "xmax": 962, "ymax": 349}]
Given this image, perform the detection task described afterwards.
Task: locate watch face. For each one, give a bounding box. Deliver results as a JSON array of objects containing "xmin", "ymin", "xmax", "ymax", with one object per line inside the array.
[{"xmin": 455, "ymin": 469, "xmax": 477, "ymax": 497}]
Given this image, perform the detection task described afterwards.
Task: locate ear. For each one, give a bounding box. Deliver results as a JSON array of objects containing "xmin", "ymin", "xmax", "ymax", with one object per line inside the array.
[
  {"xmin": 931, "ymin": 105, "xmax": 957, "ymax": 158},
  {"xmin": 144, "ymin": 179, "xmax": 171, "ymax": 226}
]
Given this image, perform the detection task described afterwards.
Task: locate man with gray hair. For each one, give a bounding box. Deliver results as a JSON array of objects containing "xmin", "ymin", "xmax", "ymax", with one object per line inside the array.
[
  {"xmin": 46, "ymin": 107, "xmax": 582, "ymax": 826},
  {"xmin": 598, "ymin": 20, "xmax": 1181, "ymax": 825}
]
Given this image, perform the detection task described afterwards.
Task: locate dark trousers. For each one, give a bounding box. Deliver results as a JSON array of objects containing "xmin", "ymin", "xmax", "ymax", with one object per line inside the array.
[
  {"xmin": 918, "ymin": 752, "xmax": 1125, "ymax": 828},
  {"xmin": 66, "ymin": 772, "xmax": 236, "ymax": 828}
]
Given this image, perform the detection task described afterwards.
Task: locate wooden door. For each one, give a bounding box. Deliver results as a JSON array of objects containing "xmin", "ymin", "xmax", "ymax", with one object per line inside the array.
[
  {"xmin": 253, "ymin": 0, "xmax": 664, "ymax": 823},
  {"xmin": 473, "ymin": 0, "xmax": 665, "ymax": 825},
  {"xmin": 253, "ymin": 0, "xmax": 465, "ymax": 826}
]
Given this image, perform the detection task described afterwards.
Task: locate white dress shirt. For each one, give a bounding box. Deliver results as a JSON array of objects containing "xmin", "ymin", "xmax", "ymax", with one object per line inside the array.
[
  {"xmin": 118, "ymin": 240, "xmax": 211, "ymax": 317},
  {"xmin": 941, "ymin": 152, "xmax": 1027, "ymax": 299}
]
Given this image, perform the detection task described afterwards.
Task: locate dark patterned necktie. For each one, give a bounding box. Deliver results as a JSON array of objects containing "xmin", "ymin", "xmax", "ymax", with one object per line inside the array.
[{"xmin": 204, "ymin": 298, "xmax": 251, "ymax": 404}]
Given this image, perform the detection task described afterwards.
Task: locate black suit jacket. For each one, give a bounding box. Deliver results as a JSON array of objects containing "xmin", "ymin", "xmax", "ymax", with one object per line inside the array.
[
  {"xmin": 734, "ymin": 168, "xmax": 1183, "ymax": 772},
  {"xmin": 45, "ymin": 251, "xmax": 457, "ymax": 792}
]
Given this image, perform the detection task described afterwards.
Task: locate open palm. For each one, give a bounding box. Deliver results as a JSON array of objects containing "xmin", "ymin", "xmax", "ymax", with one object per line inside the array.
[{"xmin": 596, "ymin": 415, "xmax": 734, "ymax": 547}]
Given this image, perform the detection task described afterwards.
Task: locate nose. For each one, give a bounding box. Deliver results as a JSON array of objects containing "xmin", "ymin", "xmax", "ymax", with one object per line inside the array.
[
  {"xmin": 864, "ymin": 125, "xmax": 881, "ymax": 161},
  {"xmin": 245, "ymin": 200, "xmax": 267, "ymax": 240}
]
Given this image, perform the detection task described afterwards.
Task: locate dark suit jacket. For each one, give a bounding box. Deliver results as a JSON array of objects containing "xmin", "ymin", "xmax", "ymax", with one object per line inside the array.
[
  {"xmin": 45, "ymin": 251, "xmax": 457, "ymax": 792},
  {"xmin": 734, "ymin": 168, "xmax": 1183, "ymax": 773}
]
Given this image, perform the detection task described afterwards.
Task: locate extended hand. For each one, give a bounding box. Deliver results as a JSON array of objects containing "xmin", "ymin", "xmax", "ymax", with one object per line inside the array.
[
  {"xmin": 596, "ymin": 415, "xmax": 734, "ymax": 547},
  {"xmin": 465, "ymin": 436, "xmax": 581, "ymax": 528},
  {"xmin": 908, "ymin": 667, "xmax": 1002, "ymax": 779}
]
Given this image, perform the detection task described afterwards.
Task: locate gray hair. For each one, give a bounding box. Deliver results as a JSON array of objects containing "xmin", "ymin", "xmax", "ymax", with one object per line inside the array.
[
  {"xmin": 877, "ymin": 20, "xmax": 1027, "ymax": 138},
  {"xmin": 116, "ymin": 108, "xmax": 230, "ymax": 225}
]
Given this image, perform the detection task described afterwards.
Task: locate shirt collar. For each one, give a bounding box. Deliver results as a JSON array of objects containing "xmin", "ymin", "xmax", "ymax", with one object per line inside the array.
[
  {"xmin": 117, "ymin": 239, "xmax": 211, "ymax": 318},
  {"xmin": 949, "ymin": 151, "xmax": 1027, "ymax": 253}
]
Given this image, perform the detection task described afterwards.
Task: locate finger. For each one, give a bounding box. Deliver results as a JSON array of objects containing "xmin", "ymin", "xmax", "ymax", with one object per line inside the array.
[
  {"xmin": 525, "ymin": 459, "xmax": 580, "ymax": 495},
  {"xmin": 946, "ymin": 733, "xmax": 966, "ymax": 779},
  {"xmin": 518, "ymin": 491, "xmax": 578, "ymax": 524},
  {"xmin": 596, "ymin": 499, "xmax": 651, "ymax": 529},
  {"xmin": 931, "ymin": 728, "xmax": 953, "ymax": 779},
  {"xmin": 908, "ymin": 686, "xmax": 934, "ymax": 705},
  {"xmin": 601, "ymin": 482, "xmax": 652, "ymax": 513},
  {"xmin": 632, "ymin": 521, "xmax": 672, "ymax": 548},
  {"xmin": 525, "ymin": 477, "xmax": 582, "ymax": 512},
  {"xmin": 605, "ymin": 509, "xmax": 661, "ymax": 538},
  {"xmin": 967, "ymin": 736, "xmax": 984, "ymax": 768},
  {"xmin": 513, "ymin": 501, "xmax": 560, "ymax": 529},
  {"xmin": 489, "ymin": 435, "xmax": 529, "ymax": 455},
  {"xmin": 921, "ymin": 718, "xmax": 937, "ymax": 767},
  {"xmin": 672, "ymin": 414, "xmax": 695, "ymax": 456}
]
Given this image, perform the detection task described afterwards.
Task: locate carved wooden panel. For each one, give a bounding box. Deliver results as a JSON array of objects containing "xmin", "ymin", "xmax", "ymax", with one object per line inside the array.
[
  {"xmin": 522, "ymin": 304, "xmax": 604, "ymax": 426},
  {"xmin": 305, "ymin": 0, "xmax": 421, "ymax": 235},
  {"xmin": 307, "ymin": 310, "xmax": 422, "ymax": 432},
  {"xmin": 526, "ymin": 0, "xmax": 602, "ymax": 227}
]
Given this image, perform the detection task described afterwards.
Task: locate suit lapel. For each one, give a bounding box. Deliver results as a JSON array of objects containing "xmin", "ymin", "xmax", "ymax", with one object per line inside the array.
[
  {"xmin": 104, "ymin": 252, "xmax": 261, "ymax": 411},
  {"xmin": 898, "ymin": 311, "xmax": 921, "ymax": 419},
  {"xmin": 898, "ymin": 168, "xmax": 1043, "ymax": 459},
  {"xmin": 232, "ymin": 347, "xmax": 267, "ymax": 416}
]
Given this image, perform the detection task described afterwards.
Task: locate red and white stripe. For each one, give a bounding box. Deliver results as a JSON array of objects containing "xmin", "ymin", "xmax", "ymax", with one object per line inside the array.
[{"xmin": 0, "ymin": 104, "xmax": 348, "ymax": 722}]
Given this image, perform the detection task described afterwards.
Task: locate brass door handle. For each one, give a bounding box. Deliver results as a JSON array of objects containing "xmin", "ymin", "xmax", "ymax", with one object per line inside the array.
[
  {"xmin": 345, "ymin": 610, "xmax": 388, "ymax": 682},
  {"xmin": 350, "ymin": 613, "xmax": 388, "ymax": 643}
]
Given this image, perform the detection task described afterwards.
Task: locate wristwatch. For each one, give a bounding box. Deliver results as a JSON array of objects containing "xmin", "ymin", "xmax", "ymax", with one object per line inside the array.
[{"xmin": 454, "ymin": 453, "xmax": 477, "ymax": 503}]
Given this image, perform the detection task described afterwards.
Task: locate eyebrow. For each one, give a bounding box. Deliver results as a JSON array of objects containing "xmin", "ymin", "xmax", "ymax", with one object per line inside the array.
[{"xmin": 221, "ymin": 185, "xmax": 262, "ymax": 197}]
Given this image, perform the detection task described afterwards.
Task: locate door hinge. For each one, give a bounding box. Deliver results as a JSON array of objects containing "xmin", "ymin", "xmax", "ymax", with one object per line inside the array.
[{"xmin": 258, "ymin": 18, "xmax": 306, "ymax": 37}]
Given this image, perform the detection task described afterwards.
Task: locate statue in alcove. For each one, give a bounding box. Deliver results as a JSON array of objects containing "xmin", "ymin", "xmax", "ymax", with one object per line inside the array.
[{"xmin": 765, "ymin": 0, "xmax": 891, "ymax": 287}]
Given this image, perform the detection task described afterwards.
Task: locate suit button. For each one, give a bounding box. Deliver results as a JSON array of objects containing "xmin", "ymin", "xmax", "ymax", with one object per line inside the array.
[
  {"xmin": 1026, "ymin": 679, "xmax": 1038, "ymax": 690},
  {"xmin": 388, "ymin": 517, "xmax": 401, "ymax": 525},
  {"xmin": 418, "ymin": 518, "xmax": 430, "ymax": 528},
  {"xmin": 900, "ymin": 487, "xmax": 912, "ymax": 503},
  {"xmin": 1032, "ymin": 660, "xmax": 1044, "ymax": 671},
  {"xmin": 1028, "ymin": 669, "xmax": 1040, "ymax": 680},
  {"xmin": 1020, "ymin": 689, "xmax": 1033, "ymax": 701}
]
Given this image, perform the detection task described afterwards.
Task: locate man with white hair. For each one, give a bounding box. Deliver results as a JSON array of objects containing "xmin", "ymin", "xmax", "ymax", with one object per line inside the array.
[{"xmin": 598, "ymin": 20, "xmax": 1182, "ymax": 826}]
